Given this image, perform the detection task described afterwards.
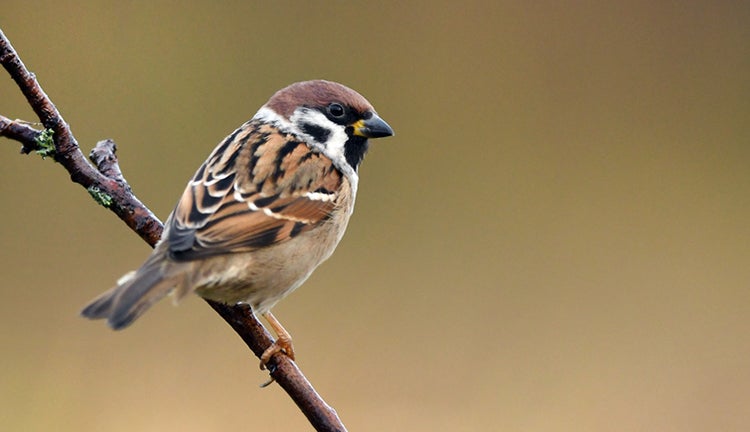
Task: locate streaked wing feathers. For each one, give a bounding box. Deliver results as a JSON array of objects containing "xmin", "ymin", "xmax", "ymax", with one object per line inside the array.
[{"xmin": 167, "ymin": 121, "xmax": 342, "ymax": 261}]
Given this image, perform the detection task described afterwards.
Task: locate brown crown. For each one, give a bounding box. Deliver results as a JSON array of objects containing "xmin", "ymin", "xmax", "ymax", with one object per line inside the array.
[{"xmin": 265, "ymin": 80, "xmax": 374, "ymax": 119}]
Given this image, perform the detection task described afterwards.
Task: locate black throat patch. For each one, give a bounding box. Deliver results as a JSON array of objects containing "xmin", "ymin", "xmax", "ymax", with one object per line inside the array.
[{"xmin": 344, "ymin": 135, "xmax": 369, "ymax": 171}]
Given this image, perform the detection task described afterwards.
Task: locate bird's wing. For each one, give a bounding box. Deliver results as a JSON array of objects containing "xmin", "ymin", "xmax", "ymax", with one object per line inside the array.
[{"xmin": 165, "ymin": 121, "xmax": 345, "ymax": 261}]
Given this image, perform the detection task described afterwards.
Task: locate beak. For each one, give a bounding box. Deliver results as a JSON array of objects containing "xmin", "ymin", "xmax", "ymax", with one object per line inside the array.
[{"xmin": 352, "ymin": 114, "xmax": 394, "ymax": 139}]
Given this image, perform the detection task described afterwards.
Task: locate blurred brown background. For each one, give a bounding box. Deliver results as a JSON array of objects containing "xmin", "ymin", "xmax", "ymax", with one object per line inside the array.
[{"xmin": 1, "ymin": 1, "xmax": 749, "ymax": 431}]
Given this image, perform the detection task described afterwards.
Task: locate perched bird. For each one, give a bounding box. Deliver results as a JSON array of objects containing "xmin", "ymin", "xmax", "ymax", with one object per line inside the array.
[{"xmin": 82, "ymin": 80, "xmax": 393, "ymax": 369}]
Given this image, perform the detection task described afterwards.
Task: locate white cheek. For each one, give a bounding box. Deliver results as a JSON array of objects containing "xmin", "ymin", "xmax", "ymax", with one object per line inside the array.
[
  {"xmin": 253, "ymin": 106, "xmax": 292, "ymax": 129},
  {"xmin": 289, "ymin": 108, "xmax": 348, "ymax": 162}
]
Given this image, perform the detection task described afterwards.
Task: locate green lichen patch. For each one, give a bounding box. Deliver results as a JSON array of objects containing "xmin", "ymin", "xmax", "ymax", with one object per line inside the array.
[
  {"xmin": 34, "ymin": 128, "xmax": 55, "ymax": 159},
  {"xmin": 88, "ymin": 186, "xmax": 114, "ymax": 208}
]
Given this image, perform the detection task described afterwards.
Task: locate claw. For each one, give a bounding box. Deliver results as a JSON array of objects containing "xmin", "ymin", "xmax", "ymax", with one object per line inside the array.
[
  {"xmin": 259, "ymin": 337, "xmax": 295, "ymax": 370},
  {"xmin": 258, "ymin": 311, "xmax": 295, "ymax": 386}
]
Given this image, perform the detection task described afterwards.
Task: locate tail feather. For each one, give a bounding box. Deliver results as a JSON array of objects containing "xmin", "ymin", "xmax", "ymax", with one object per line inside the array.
[
  {"xmin": 80, "ymin": 286, "xmax": 120, "ymax": 320},
  {"xmin": 81, "ymin": 259, "xmax": 185, "ymax": 330}
]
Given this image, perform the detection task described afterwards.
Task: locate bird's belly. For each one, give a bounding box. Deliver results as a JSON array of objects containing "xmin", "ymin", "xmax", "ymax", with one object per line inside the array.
[{"xmin": 193, "ymin": 216, "xmax": 348, "ymax": 313}]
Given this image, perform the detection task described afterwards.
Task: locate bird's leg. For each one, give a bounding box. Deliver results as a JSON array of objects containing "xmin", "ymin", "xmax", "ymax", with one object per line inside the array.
[
  {"xmin": 258, "ymin": 311, "xmax": 295, "ymax": 387},
  {"xmin": 260, "ymin": 311, "xmax": 295, "ymax": 370}
]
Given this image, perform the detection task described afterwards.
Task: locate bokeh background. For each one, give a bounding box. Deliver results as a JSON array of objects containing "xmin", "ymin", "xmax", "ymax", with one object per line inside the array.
[{"xmin": 1, "ymin": 2, "xmax": 749, "ymax": 431}]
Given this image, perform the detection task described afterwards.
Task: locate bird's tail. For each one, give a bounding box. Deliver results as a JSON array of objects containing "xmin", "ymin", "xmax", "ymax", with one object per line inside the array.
[{"xmin": 81, "ymin": 255, "xmax": 188, "ymax": 330}]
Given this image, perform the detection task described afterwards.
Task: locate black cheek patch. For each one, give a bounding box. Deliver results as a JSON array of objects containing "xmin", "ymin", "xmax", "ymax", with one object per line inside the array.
[{"xmin": 301, "ymin": 122, "xmax": 331, "ymax": 143}]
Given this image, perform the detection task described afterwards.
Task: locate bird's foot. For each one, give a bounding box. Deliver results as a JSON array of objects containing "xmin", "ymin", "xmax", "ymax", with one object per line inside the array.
[
  {"xmin": 258, "ymin": 311, "xmax": 295, "ymax": 387},
  {"xmin": 259, "ymin": 335, "xmax": 295, "ymax": 370}
]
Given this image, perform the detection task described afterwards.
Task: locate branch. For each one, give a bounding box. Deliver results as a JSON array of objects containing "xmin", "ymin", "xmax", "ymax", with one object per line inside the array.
[
  {"xmin": 0, "ymin": 115, "xmax": 41, "ymax": 153},
  {"xmin": 207, "ymin": 301, "xmax": 346, "ymax": 431},
  {"xmin": 0, "ymin": 28, "xmax": 346, "ymax": 432}
]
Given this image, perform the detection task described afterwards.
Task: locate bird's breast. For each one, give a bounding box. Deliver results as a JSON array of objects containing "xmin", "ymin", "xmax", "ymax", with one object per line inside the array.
[{"xmin": 195, "ymin": 178, "xmax": 355, "ymax": 312}]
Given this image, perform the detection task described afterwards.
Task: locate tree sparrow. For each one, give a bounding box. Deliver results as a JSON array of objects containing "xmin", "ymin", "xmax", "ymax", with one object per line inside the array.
[{"xmin": 82, "ymin": 80, "xmax": 393, "ymax": 368}]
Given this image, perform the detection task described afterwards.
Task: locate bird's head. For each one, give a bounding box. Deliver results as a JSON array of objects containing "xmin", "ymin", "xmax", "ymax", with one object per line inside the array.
[{"xmin": 256, "ymin": 80, "xmax": 394, "ymax": 175}]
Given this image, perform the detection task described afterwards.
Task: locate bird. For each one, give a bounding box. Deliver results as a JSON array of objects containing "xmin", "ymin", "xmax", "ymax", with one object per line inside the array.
[{"xmin": 81, "ymin": 79, "xmax": 393, "ymax": 371}]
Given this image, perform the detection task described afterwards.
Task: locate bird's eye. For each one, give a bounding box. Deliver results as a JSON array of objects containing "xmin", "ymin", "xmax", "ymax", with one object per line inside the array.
[{"xmin": 327, "ymin": 103, "xmax": 345, "ymax": 118}]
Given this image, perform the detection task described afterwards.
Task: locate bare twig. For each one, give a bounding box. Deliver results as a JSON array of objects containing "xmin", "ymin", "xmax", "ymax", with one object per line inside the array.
[
  {"xmin": 90, "ymin": 139, "xmax": 128, "ymax": 184},
  {"xmin": 0, "ymin": 28, "xmax": 347, "ymax": 432},
  {"xmin": 0, "ymin": 115, "xmax": 41, "ymax": 153},
  {"xmin": 208, "ymin": 301, "xmax": 347, "ymax": 431},
  {"xmin": 1, "ymin": 30, "xmax": 161, "ymax": 246}
]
